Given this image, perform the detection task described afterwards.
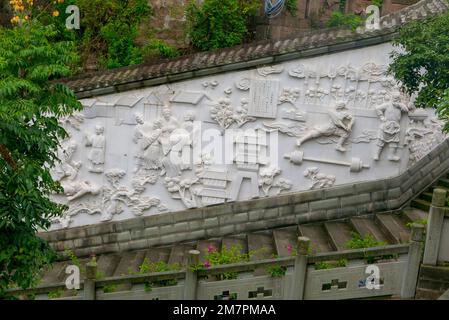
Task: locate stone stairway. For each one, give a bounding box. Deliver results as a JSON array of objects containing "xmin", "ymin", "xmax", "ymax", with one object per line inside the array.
[
  {"xmin": 38, "ymin": 209, "xmax": 424, "ymax": 288},
  {"xmin": 411, "ymin": 174, "xmax": 449, "ymax": 212}
]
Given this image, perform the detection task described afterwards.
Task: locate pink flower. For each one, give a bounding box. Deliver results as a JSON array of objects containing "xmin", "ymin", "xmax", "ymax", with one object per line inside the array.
[
  {"xmin": 207, "ymin": 245, "xmax": 216, "ymax": 253},
  {"xmin": 287, "ymin": 244, "xmax": 293, "ymax": 253},
  {"xmin": 204, "ymin": 261, "xmax": 210, "ymax": 268}
]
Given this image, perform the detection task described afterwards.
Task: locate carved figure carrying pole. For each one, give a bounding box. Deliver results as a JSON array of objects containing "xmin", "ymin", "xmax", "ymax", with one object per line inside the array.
[
  {"xmin": 373, "ymin": 93, "xmax": 409, "ymax": 162},
  {"xmin": 296, "ymin": 101, "xmax": 354, "ymax": 152}
]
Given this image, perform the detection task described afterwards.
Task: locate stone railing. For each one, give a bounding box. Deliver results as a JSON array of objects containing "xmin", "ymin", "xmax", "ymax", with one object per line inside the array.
[
  {"xmin": 418, "ymin": 188, "xmax": 449, "ymax": 297},
  {"xmin": 10, "ymin": 230, "xmax": 425, "ymax": 300},
  {"xmin": 39, "ymin": 139, "xmax": 449, "ymax": 258}
]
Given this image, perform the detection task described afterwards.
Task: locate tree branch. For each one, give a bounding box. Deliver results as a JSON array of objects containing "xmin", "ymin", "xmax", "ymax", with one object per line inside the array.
[{"xmin": 0, "ymin": 144, "xmax": 17, "ymax": 170}]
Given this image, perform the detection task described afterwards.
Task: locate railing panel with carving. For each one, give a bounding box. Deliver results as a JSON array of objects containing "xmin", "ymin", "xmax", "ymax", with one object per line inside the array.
[
  {"xmin": 95, "ymin": 283, "xmax": 184, "ymax": 300},
  {"xmin": 304, "ymin": 257, "xmax": 407, "ymax": 300}
]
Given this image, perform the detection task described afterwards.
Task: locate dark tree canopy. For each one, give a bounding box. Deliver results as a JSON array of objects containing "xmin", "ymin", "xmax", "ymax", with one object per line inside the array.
[
  {"xmin": 0, "ymin": 20, "xmax": 81, "ymax": 296},
  {"xmin": 389, "ymin": 11, "xmax": 449, "ymax": 131}
]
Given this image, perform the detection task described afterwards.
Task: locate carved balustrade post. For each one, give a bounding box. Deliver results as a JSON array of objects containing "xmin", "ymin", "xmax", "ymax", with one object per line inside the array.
[
  {"xmin": 423, "ymin": 188, "xmax": 447, "ymax": 265},
  {"xmin": 401, "ymin": 223, "xmax": 425, "ymax": 299},
  {"xmin": 183, "ymin": 250, "xmax": 200, "ymax": 300},
  {"xmin": 83, "ymin": 257, "xmax": 97, "ymax": 300},
  {"xmin": 289, "ymin": 236, "xmax": 310, "ymax": 300}
]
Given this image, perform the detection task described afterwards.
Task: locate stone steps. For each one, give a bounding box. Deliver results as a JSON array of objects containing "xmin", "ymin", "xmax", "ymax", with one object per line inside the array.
[
  {"xmin": 168, "ymin": 244, "xmax": 196, "ymax": 266},
  {"xmin": 324, "ymin": 222, "xmax": 354, "ymax": 251},
  {"xmin": 349, "ymin": 217, "xmax": 390, "ymax": 244},
  {"xmin": 402, "ymin": 207, "xmax": 428, "ymax": 224},
  {"xmin": 375, "ymin": 213, "xmax": 410, "ymax": 244},
  {"xmin": 411, "ymin": 198, "xmax": 431, "ymax": 212},
  {"xmin": 247, "ymin": 233, "xmax": 276, "ymax": 261},
  {"xmin": 221, "ymin": 236, "xmax": 247, "ymax": 253},
  {"xmin": 272, "ymin": 227, "xmax": 298, "ymax": 257},
  {"xmin": 298, "ymin": 224, "xmax": 334, "ymax": 254},
  {"xmin": 37, "ymin": 209, "xmax": 419, "ymax": 287}
]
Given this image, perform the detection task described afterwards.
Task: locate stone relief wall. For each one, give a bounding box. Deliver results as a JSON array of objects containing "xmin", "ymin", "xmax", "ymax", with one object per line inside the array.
[{"xmin": 50, "ymin": 43, "xmax": 446, "ymax": 229}]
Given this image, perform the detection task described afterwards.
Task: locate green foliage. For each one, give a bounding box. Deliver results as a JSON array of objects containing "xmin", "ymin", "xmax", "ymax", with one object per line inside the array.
[
  {"xmin": 314, "ymin": 259, "xmax": 347, "ymax": 270},
  {"xmin": 371, "ymin": 0, "xmax": 383, "ymax": 9},
  {"xmin": 327, "ymin": 10, "xmax": 364, "ymax": 30},
  {"xmin": 142, "ymin": 39, "xmax": 180, "ymax": 60},
  {"xmin": 139, "ymin": 259, "xmax": 181, "ymax": 291},
  {"xmin": 102, "ymin": 284, "xmax": 117, "ymax": 293},
  {"xmin": 266, "ymin": 265, "xmax": 287, "ymax": 278},
  {"xmin": 389, "ymin": 11, "xmax": 449, "ymax": 131},
  {"xmin": 47, "ymin": 290, "xmax": 63, "ymax": 299},
  {"xmin": 74, "ymin": 0, "xmax": 153, "ymax": 69},
  {"xmin": 186, "ymin": 0, "xmax": 261, "ymax": 51},
  {"xmin": 202, "ymin": 244, "xmax": 252, "ymax": 280},
  {"xmin": 406, "ymin": 219, "xmax": 428, "ymax": 228},
  {"xmin": 33, "ymin": 0, "xmax": 177, "ymax": 70},
  {"xmin": 0, "ymin": 20, "xmax": 82, "ymax": 297},
  {"xmin": 285, "ymin": 0, "xmax": 298, "ymax": 16},
  {"xmin": 345, "ymin": 232, "xmax": 387, "ymax": 249}
]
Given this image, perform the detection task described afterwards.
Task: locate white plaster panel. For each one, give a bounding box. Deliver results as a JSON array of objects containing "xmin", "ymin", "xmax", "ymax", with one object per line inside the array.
[{"xmin": 50, "ymin": 43, "xmax": 446, "ymax": 229}]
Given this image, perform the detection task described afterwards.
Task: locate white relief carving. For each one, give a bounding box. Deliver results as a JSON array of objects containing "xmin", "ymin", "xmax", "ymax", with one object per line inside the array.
[
  {"xmin": 197, "ymin": 167, "xmax": 232, "ymax": 205},
  {"xmin": 85, "ymin": 125, "xmax": 106, "ymax": 173},
  {"xmin": 164, "ymin": 176, "xmax": 200, "ymax": 208},
  {"xmin": 235, "ymin": 99, "xmax": 256, "ymax": 127},
  {"xmin": 263, "ymin": 121, "xmax": 307, "ymax": 137},
  {"xmin": 202, "ymin": 80, "xmax": 219, "ymax": 89},
  {"xmin": 224, "ymin": 87, "xmax": 233, "ymax": 95},
  {"xmin": 248, "ymin": 79, "xmax": 279, "ymax": 118},
  {"xmin": 52, "ymin": 141, "xmax": 102, "ymax": 202},
  {"xmin": 59, "ymin": 112, "xmax": 85, "ymax": 131},
  {"xmin": 278, "ymin": 87, "xmax": 301, "ymax": 105},
  {"xmin": 209, "ymin": 98, "xmax": 256, "ymax": 129},
  {"xmin": 405, "ymin": 112, "xmax": 446, "ymax": 167},
  {"xmin": 134, "ymin": 117, "xmax": 163, "ymax": 173},
  {"xmin": 170, "ymin": 91, "xmax": 210, "ymax": 105},
  {"xmin": 102, "ymin": 170, "xmax": 168, "ymax": 220},
  {"xmin": 235, "ymin": 78, "xmax": 251, "ymax": 91},
  {"xmin": 258, "ymin": 166, "xmax": 292, "ymax": 196},
  {"xmin": 304, "ymin": 167, "xmax": 336, "ymax": 190},
  {"xmin": 281, "ymin": 108, "xmax": 307, "ymax": 122},
  {"xmin": 297, "ymin": 101, "xmax": 354, "ymax": 152},
  {"xmin": 210, "ymin": 98, "xmax": 235, "ymax": 129},
  {"xmin": 316, "ymin": 130, "xmax": 377, "ymax": 145},
  {"xmin": 373, "ymin": 93, "xmax": 410, "ymax": 162},
  {"xmin": 284, "ymin": 151, "xmax": 370, "ymax": 173},
  {"xmin": 289, "ymin": 64, "xmax": 316, "ymax": 79},
  {"xmin": 158, "ymin": 105, "xmax": 185, "ymax": 177},
  {"xmin": 257, "ymin": 65, "xmax": 284, "ymax": 77},
  {"xmin": 305, "ymin": 86, "xmax": 329, "ymax": 103}
]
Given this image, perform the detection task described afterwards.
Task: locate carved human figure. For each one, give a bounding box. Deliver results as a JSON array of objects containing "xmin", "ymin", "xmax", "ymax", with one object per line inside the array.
[
  {"xmin": 373, "ymin": 93, "xmax": 409, "ymax": 161},
  {"xmin": 156, "ymin": 105, "xmax": 184, "ymax": 177},
  {"xmin": 141, "ymin": 119, "xmax": 163, "ymax": 170},
  {"xmin": 52, "ymin": 141, "xmax": 101, "ymax": 201},
  {"xmin": 53, "ymin": 141, "xmax": 78, "ymax": 182},
  {"xmin": 85, "ymin": 125, "xmax": 106, "ymax": 173},
  {"xmin": 296, "ymin": 101, "xmax": 354, "ymax": 152},
  {"xmin": 159, "ymin": 105, "xmax": 181, "ymax": 156}
]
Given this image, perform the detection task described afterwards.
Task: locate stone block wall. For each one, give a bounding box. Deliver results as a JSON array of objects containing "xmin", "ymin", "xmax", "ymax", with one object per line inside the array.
[{"xmin": 39, "ymin": 138, "xmax": 449, "ymax": 258}]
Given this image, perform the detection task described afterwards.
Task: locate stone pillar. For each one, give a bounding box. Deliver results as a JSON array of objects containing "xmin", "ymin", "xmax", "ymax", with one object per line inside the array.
[
  {"xmin": 83, "ymin": 257, "xmax": 97, "ymax": 300},
  {"xmin": 289, "ymin": 236, "xmax": 310, "ymax": 300},
  {"xmin": 401, "ymin": 223, "xmax": 425, "ymax": 299},
  {"xmin": 183, "ymin": 250, "xmax": 200, "ymax": 300},
  {"xmin": 423, "ymin": 188, "xmax": 447, "ymax": 265}
]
